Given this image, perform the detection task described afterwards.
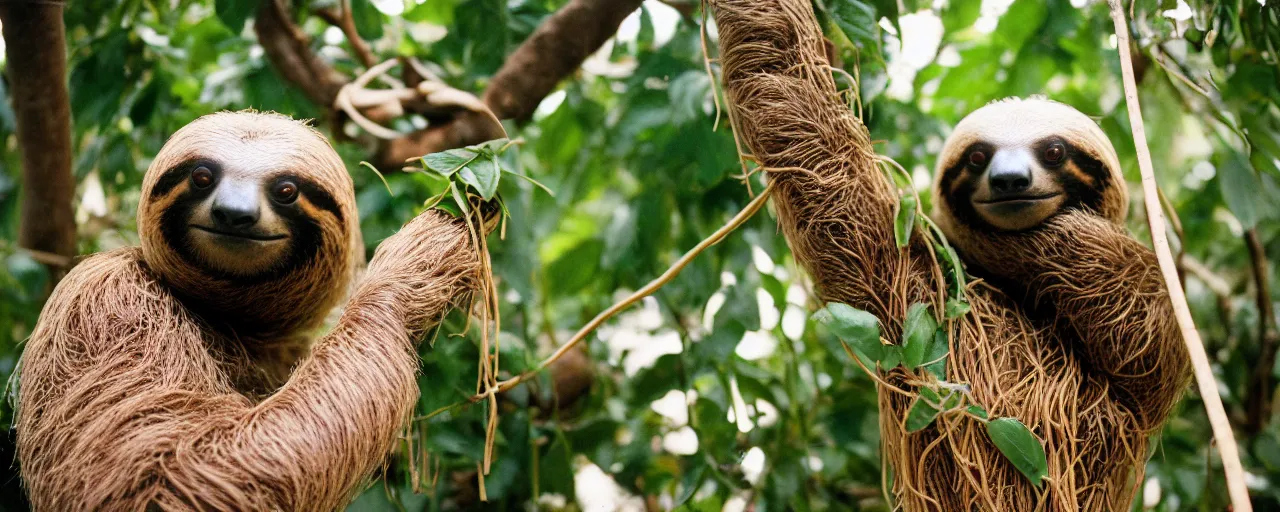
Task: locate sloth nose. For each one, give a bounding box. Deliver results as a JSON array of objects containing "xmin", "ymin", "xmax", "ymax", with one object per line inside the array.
[
  {"xmin": 211, "ymin": 198, "xmax": 260, "ymax": 229},
  {"xmin": 989, "ymin": 166, "xmax": 1032, "ymax": 195}
]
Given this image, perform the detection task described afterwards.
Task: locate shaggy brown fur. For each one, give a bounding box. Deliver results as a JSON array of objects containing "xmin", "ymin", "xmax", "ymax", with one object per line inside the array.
[
  {"xmin": 16, "ymin": 112, "xmax": 482, "ymax": 510},
  {"xmin": 712, "ymin": 1, "xmax": 1191, "ymax": 510}
]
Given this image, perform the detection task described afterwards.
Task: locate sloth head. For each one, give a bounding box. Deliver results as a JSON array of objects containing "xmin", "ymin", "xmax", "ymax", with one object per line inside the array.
[
  {"xmin": 138, "ymin": 111, "xmax": 361, "ymax": 337},
  {"xmin": 932, "ymin": 97, "xmax": 1128, "ymax": 240}
]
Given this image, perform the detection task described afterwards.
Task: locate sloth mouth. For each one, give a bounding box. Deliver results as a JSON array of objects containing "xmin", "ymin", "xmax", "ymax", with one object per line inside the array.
[
  {"xmin": 191, "ymin": 225, "xmax": 288, "ymax": 242},
  {"xmin": 974, "ymin": 192, "xmax": 1062, "ymax": 205}
]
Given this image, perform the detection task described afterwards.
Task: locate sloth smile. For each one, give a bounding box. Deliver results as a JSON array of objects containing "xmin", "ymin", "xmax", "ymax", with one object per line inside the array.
[
  {"xmin": 973, "ymin": 192, "xmax": 1062, "ymax": 205},
  {"xmin": 190, "ymin": 225, "xmax": 288, "ymax": 242}
]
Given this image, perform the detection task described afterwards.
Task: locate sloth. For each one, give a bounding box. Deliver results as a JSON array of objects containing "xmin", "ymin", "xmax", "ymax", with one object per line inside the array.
[
  {"xmin": 711, "ymin": 2, "xmax": 1192, "ymax": 509},
  {"xmin": 900, "ymin": 98, "xmax": 1193, "ymax": 510},
  {"xmin": 15, "ymin": 111, "xmax": 482, "ymax": 510},
  {"xmin": 901, "ymin": 99, "xmax": 1191, "ymax": 509}
]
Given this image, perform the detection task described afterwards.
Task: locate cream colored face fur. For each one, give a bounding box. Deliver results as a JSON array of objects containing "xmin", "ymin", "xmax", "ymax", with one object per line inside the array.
[{"xmin": 932, "ymin": 98, "xmax": 1129, "ymax": 235}]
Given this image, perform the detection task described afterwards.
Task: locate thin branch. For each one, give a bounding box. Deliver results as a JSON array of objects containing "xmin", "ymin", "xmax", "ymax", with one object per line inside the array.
[
  {"xmin": 470, "ymin": 183, "xmax": 776, "ymax": 401},
  {"xmin": 314, "ymin": 0, "xmax": 377, "ymax": 69},
  {"xmin": 1245, "ymin": 228, "xmax": 1278, "ymax": 433},
  {"xmin": 255, "ymin": 0, "xmax": 349, "ymax": 107},
  {"xmin": 1108, "ymin": 3, "xmax": 1252, "ymax": 510}
]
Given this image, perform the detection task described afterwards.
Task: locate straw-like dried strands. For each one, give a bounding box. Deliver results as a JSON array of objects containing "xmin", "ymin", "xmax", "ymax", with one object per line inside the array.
[{"xmin": 711, "ymin": 0, "xmax": 1190, "ymax": 509}]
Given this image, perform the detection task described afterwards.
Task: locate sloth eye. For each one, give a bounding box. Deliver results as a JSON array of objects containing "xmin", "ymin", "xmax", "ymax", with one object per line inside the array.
[
  {"xmin": 1044, "ymin": 142, "xmax": 1066, "ymax": 164},
  {"xmin": 967, "ymin": 150, "xmax": 989, "ymax": 168},
  {"xmin": 271, "ymin": 181, "xmax": 299, "ymax": 204},
  {"xmin": 191, "ymin": 166, "xmax": 215, "ymax": 189}
]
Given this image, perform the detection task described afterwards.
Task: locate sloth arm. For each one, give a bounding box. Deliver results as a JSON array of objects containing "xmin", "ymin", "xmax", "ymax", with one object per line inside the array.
[
  {"xmin": 714, "ymin": 0, "xmax": 923, "ymax": 327},
  {"xmin": 17, "ymin": 211, "xmax": 478, "ymax": 510},
  {"xmin": 995, "ymin": 211, "xmax": 1192, "ymax": 429}
]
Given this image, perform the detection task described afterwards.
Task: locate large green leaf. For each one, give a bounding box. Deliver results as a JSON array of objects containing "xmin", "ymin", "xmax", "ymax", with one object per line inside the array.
[
  {"xmin": 1219, "ymin": 148, "xmax": 1261, "ymax": 229},
  {"xmin": 814, "ymin": 302, "xmax": 883, "ymax": 363},
  {"xmin": 350, "ymin": 0, "xmax": 385, "ymax": 40},
  {"xmin": 422, "ymin": 149, "xmax": 476, "ymax": 175},
  {"xmin": 901, "ymin": 303, "xmax": 937, "ymax": 369},
  {"xmin": 894, "ymin": 194, "xmax": 917, "ymax": 248},
  {"xmin": 214, "ymin": 0, "xmax": 254, "ymax": 33},
  {"xmin": 905, "ymin": 388, "xmax": 959, "ymax": 432},
  {"xmin": 986, "ymin": 418, "xmax": 1048, "ymax": 486},
  {"xmin": 829, "ymin": 0, "xmax": 880, "ymax": 53},
  {"xmin": 458, "ymin": 157, "xmax": 501, "ymax": 200},
  {"xmin": 922, "ymin": 329, "xmax": 949, "ymax": 379}
]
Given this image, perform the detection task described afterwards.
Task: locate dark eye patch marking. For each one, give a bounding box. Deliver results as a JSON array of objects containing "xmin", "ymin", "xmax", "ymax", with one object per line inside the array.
[
  {"xmin": 1052, "ymin": 141, "xmax": 1110, "ymax": 215},
  {"xmin": 150, "ymin": 158, "xmax": 222, "ymax": 199},
  {"xmin": 156, "ymin": 170, "xmax": 342, "ymax": 284},
  {"xmin": 938, "ymin": 142, "xmax": 993, "ymax": 231},
  {"xmin": 290, "ymin": 177, "xmax": 345, "ymax": 224}
]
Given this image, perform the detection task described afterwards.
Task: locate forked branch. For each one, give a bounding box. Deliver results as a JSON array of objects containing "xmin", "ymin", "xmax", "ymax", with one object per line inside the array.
[{"xmin": 255, "ymin": 0, "xmax": 645, "ymax": 168}]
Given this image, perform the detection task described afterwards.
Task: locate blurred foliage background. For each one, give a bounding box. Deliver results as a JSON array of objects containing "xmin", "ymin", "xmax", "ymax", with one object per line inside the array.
[{"xmin": 0, "ymin": 0, "xmax": 1277, "ymax": 510}]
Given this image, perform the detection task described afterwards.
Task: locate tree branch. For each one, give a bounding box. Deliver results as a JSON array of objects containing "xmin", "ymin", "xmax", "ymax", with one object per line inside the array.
[
  {"xmin": 483, "ymin": 0, "xmax": 645, "ymax": 122},
  {"xmin": 1245, "ymin": 228, "xmax": 1278, "ymax": 433},
  {"xmin": 0, "ymin": 2, "xmax": 76, "ymax": 286},
  {"xmin": 1109, "ymin": 2, "xmax": 1251, "ymax": 509},
  {"xmin": 255, "ymin": 0, "xmax": 644, "ymax": 169},
  {"xmin": 314, "ymin": 0, "xmax": 377, "ymax": 69},
  {"xmin": 254, "ymin": 0, "xmax": 350, "ymax": 107}
]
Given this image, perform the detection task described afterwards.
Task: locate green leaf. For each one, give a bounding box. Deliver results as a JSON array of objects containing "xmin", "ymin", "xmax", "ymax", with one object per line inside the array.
[
  {"xmin": 214, "ymin": 0, "xmax": 254, "ymax": 33},
  {"xmin": 994, "ymin": 0, "xmax": 1048, "ymax": 50},
  {"xmin": 945, "ymin": 299, "xmax": 970, "ymax": 319},
  {"xmin": 901, "ymin": 303, "xmax": 937, "ymax": 369},
  {"xmin": 967, "ymin": 405, "xmax": 989, "ymax": 420},
  {"xmin": 894, "ymin": 194, "xmax": 917, "ymax": 248},
  {"xmin": 813, "ymin": 302, "xmax": 883, "ymax": 362},
  {"xmin": 546, "ymin": 239, "xmax": 604, "ymax": 295},
  {"xmin": 674, "ymin": 462, "xmax": 706, "ymax": 507},
  {"xmin": 471, "ymin": 137, "xmax": 510, "ymax": 157},
  {"xmin": 938, "ymin": 243, "xmax": 967, "ymax": 297},
  {"xmin": 459, "ymin": 157, "xmax": 500, "ymax": 200},
  {"xmin": 942, "ymin": 0, "xmax": 981, "ymax": 32},
  {"xmin": 905, "ymin": 388, "xmax": 959, "ymax": 432},
  {"xmin": 829, "ymin": 0, "xmax": 880, "ymax": 53},
  {"xmin": 129, "ymin": 75, "xmax": 164, "ymax": 126},
  {"xmin": 421, "ymin": 149, "xmax": 476, "ymax": 175},
  {"xmin": 1219, "ymin": 148, "xmax": 1261, "ymax": 229},
  {"xmin": 871, "ymin": 0, "xmax": 900, "ymax": 34},
  {"xmin": 922, "ymin": 329, "xmax": 949, "ymax": 379},
  {"xmin": 350, "ymin": 0, "xmax": 385, "ymax": 40},
  {"xmin": 879, "ymin": 344, "xmax": 902, "ymax": 370},
  {"xmin": 986, "ymin": 418, "xmax": 1048, "ymax": 486}
]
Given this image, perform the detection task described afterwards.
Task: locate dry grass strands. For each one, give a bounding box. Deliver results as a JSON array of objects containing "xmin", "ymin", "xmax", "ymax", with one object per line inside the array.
[{"xmin": 711, "ymin": 0, "xmax": 1190, "ymax": 510}]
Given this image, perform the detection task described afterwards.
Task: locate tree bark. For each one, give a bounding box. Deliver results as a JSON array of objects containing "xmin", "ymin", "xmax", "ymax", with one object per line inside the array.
[
  {"xmin": 256, "ymin": 0, "xmax": 644, "ymax": 169},
  {"xmin": 482, "ymin": 0, "xmax": 645, "ymax": 122},
  {"xmin": 0, "ymin": 2, "xmax": 76, "ymax": 284}
]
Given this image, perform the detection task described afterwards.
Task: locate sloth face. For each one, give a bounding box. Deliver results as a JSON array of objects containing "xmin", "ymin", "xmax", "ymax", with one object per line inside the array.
[
  {"xmin": 932, "ymin": 98, "xmax": 1129, "ymax": 234},
  {"xmin": 149, "ymin": 156, "xmax": 342, "ymax": 278},
  {"xmin": 137, "ymin": 112, "xmax": 360, "ymax": 333}
]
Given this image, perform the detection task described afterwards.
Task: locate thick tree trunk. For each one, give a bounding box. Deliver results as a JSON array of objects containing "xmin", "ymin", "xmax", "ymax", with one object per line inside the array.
[{"xmin": 0, "ymin": 2, "xmax": 76, "ymax": 284}]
